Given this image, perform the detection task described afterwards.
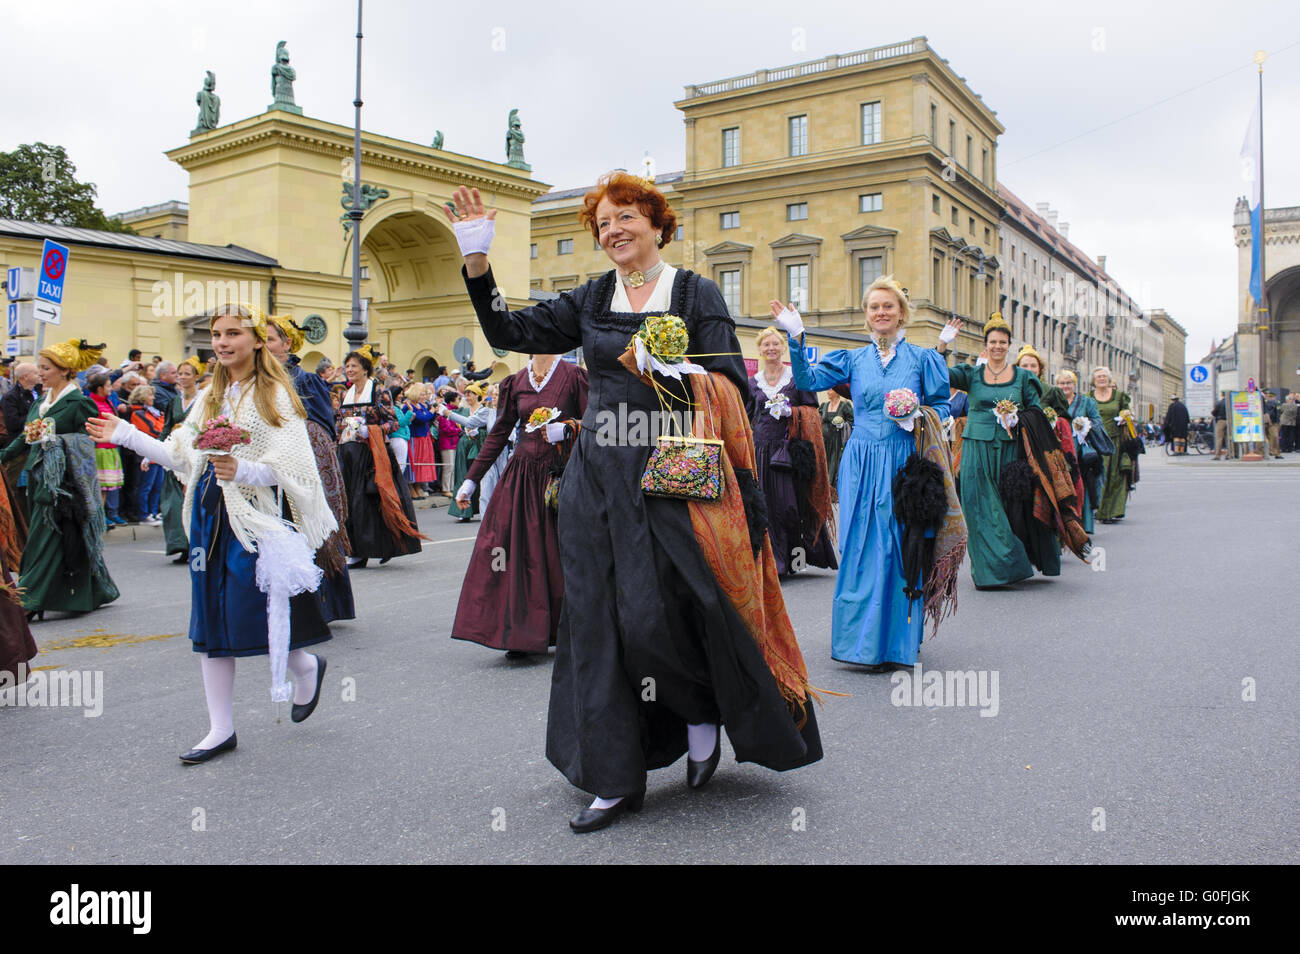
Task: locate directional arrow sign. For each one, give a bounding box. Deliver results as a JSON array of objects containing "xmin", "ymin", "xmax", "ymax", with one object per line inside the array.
[{"xmin": 33, "ymin": 300, "xmax": 62, "ymax": 325}]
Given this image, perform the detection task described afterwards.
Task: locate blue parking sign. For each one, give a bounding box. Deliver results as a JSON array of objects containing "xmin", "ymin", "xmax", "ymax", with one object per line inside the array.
[{"xmin": 38, "ymin": 239, "xmax": 70, "ymax": 305}]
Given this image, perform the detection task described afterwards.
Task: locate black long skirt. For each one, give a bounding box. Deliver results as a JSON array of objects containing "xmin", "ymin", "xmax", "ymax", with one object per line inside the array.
[
  {"xmin": 546, "ymin": 439, "xmax": 823, "ymax": 799},
  {"xmin": 337, "ymin": 440, "xmax": 422, "ymax": 561}
]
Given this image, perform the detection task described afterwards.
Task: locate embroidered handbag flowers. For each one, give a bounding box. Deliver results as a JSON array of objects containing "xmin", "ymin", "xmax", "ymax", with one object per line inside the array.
[
  {"xmin": 23, "ymin": 417, "xmax": 55, "ymax": 444},
  {"xmin": 641, "ymin": 436, "xmax": 725, "ymax": 501},
  {"xmin": 525, "ymin": 406, "xmax": 560, "ymax": 432},
  {"xmin": 993, "ymin": 398, "xmax": 1019, "ymax": 437},
  {"xmin": 194, "ymin": 415, "xmax": 253, "ymax": 452},
  {"xmin": 637, "ymin": 314, "xmax": 689, "ymax": 363},
  {"xmin": 884, "ymin": 387, "xmax": 921, "ymax": 431}
]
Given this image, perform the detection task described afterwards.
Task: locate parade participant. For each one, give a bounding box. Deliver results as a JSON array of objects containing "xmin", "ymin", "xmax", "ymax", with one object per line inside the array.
[
  {"xmin": 1, "ymin": 363, "xmax": 40, "ymax": 523},
  {"xmin": 87, "ymin": 305, "xmax": 335, "ymax": 763},
  {"xmin": 158, "ymin": 357, "xmax": 203, "ymax": 561},
  {"xmin": 444, "ymin": 383, "xmax": 490, "ymax": 522},
  {"xmin": 1055, "ymin": 369, "xmax": 1111, "ymax": 534},
  {"xmin": 1016, "ymin": 344, "xmax": 1046, "ymax": 381},
  {"xmin": 0, "ymin": 432, "xmax": 34, "ymax": 681},
  {"xmin": 750, "ymin": 327, "xmax": 837, "ymax": 575},
  {"xmin": 336, "ymin": 345, "xmax": 425, "ymax": 569},
  {"xmin": 478, "ymin": 383, "xmax": 510, "ymax": 511},
  {"xmin": 264, "ymin": 317, "xmax": 355, "ymax": 622},
  {"xmin": 936, "ymin": 314, "xmax": 1042, "ymax": 588},
  {"xmin": 772, "ymin": 277, "xmax": 961, "ymax": 670},
  {"xmin": 819, "ymin": 386, "xmax": 853, "ymax": 496},
  {"xmin": 448, "ymin": 175, "xmax": 822, "ymax": 833},
  {"xmin": 1, "ymin": 339, "xmax": 119, "ymax": 621},
  {"xmin": 451, "ymin": 354, "xmax": 586, "ymax": 646},
  {"xmin": 87, "ymin": 374, "xmax": 126, "ymax": 528},
  {"xmin": 404, "ymin": 384, "xmax": 437, "ymax": 498},
  {"xmin": 1090, "ymin": 366, "xmax": 1134, "ymax": 524}
]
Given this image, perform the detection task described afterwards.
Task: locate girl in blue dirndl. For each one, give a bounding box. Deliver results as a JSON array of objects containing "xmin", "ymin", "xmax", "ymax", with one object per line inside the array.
[{"xmin": 88, "ymin": 305, "xmax": 337, "ymax": 764}]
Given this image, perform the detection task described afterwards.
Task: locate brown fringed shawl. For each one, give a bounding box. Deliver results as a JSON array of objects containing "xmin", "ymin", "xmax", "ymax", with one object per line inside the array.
[
  {"xmin": 365, "ymin": 426, "xmax": 430, "ymax": 545},
  {"xmin": 687, "ymin": 372, "xmax": 836, "ymax": 713},
  {"xmin": 1019, "ymin": 407, "xmax": 1091, "ymax": 562},
  {"xmin": 912, "ymin": 407, "xmax": 966, "ymax": 636}
]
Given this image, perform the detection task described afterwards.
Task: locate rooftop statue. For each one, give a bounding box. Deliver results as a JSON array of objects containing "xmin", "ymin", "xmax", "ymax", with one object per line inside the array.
[
  {"xmin": 270, "ymin": 41, "xmax": 303, "ymax": 115},
  {"xmin": 193, "ymin": 71, "xmax": 220, "ymax": 134},
  {"xmin": 506, "ymin": 109, "xmax": 529, "ymax": 171}
]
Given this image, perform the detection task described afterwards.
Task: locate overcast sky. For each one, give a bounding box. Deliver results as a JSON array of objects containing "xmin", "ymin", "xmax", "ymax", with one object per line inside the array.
[{"xmin": 3, "ymin": 0, "xmax": 1298, "ymax": 359}]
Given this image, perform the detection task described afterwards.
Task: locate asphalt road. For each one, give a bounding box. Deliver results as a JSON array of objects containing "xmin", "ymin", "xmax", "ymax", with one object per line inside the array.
[{"xmin": 1, "ymin": 450, "xmax": 1296, "ymax": 863}]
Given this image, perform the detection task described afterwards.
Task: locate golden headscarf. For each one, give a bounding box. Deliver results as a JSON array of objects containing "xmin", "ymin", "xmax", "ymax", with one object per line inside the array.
[
  {"xmin": 180, "ymin": 355, "xmax": 205, "ymax": 375},
  {"xmin": 40, "ymin": 338, "xmax": 104, "ymax": 372},
  {"xmin": 465, "ymin": 382, "xmax": 487, "ymax": 399},
  {"xmin": 268, "ymin": 314, "xmax": 305, "ymax": 354},
  {"xmin": 1015, "ymin": 344, "xmax": 1046, "ymax": 378},
  {"xmin": 237, "ymin": 303, "xmax": 269, "ymax": 341},
  {"xmin": 982, "ymin": 313, "xmax": 1011, "ymax": 338},
  {"xmin": 353, "ymin": 344, "xmax": 376, "ymax": 366}
]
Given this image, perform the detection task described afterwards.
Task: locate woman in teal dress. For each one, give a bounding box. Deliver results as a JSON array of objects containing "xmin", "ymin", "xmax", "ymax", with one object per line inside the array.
[
  {"xmin": 774, "ymin": 278, "xmax": 952, "ymax": 669},
  {"xmin": 1054, "ymin": 369, "xmax": 1112, "ymax": 534},
  {"xmin": 1089, "ymin": 367, "xmax": 1133, "ymax": 523},
  {"xmin": 936, "ymin": 314, "xmax": 1042, "ymax": 588},
  {"xmin": 1, "ymin": 339, "xmax": 119, "ymax": 619}
]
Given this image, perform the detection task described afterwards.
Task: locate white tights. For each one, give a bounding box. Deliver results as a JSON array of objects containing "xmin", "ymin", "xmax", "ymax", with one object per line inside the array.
[{"xmin": 193, "ymin": 650, "xmax": 320, "ymax": 750}]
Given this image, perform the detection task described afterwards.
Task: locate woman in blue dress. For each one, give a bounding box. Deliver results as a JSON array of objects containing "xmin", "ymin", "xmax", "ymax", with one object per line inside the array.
[
  {"xmin": 88, "ymin": 305, "xmax": 336, "ymax": 764},
  {"xmin": 1053, "ymin": 368, "xmax": 1112, "ymax": 534},
  {"xmin": 771, "ymin": 276, "xmax": 951, "ymax": 670}
]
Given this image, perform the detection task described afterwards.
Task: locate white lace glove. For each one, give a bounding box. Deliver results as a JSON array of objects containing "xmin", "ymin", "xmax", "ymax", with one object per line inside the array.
[
  {"xmin": 453, "ymin": 218, "xmax": 495, "ymax": 257},
  {"xmin": 975, "ymin": 355, "xmax": 988, "ymax": 367},
  {"xmin": 942, "ymin": 416, "xmax": 955, "ymax": 441},
  {"xmin": 938, "ymin": 324, "xmax": 959, "ymax": 344},
  {"xmin": 774, "ymin": 306, "xmax": 805, "ymax": 338},
  {"xmin": 544, "ymin": 421, "xmax": 568, "ymax": 444}
]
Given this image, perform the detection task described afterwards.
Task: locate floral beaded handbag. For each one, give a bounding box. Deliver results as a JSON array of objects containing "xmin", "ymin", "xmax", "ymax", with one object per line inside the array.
[{"xmin": 641, "ymin": 436, "xmax": 725, "ymax": 502}]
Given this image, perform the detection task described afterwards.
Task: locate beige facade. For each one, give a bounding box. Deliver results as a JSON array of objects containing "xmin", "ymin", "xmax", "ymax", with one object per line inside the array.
[
  {"xmin": 1149, "ymin": 309, "xmax": 1188, "ymax": 415},
  {"xmin": 1234, "ymin": 199, "xmax": 1300, "ymax": 390},
  {"xmin": 530, "ymin": 37, "xmax": 1006, "ymax": 365},
  {"xmin": 113, "ymin": 201, "xmax": 190, "ymax": 241}
]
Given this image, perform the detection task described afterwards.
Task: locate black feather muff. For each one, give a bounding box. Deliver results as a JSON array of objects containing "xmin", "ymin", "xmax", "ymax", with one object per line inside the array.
[
  {"xmin": 1121, "ymin": 437, "xmax": 1144, "ymax": 459},
  {"xmin": 734, "ymin": 467, "xmax": 769, "ymax": 555},
  {"xmin": 999, "ymin": 458, "xmax": 1035, "ymax": 504},
  {"xmin": 788, "ymin": 438, "xmax": 816, "ymax": 484},
  {"xmin": 1081, "ymin": 453, "xmax": 1103, "ymax": 483},
  {"xmin": 891, "ymin": 453, "xmax": 947, "ymax": 529},
  {"xmin": 1063, "ymin": 449, "xmax": 1079, "ymax": 483}
]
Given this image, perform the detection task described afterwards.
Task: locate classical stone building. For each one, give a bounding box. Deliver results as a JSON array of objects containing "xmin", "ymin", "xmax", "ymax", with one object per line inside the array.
[
  {"xmin": 1149, "ymin": 308, "xmax": 1188, "ymax": 414},
  {"xmin": 530, "ymin": 37, "xmax": 1006, "ymax": 364},
  {"xmin": 1234, "ymin": 199, "xmax": 1300, "ymax": 391}
]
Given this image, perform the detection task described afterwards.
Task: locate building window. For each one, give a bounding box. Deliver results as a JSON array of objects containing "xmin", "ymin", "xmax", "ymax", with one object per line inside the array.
[
  {"xmin": 966, "ymin": 135, "xmax": 973, "ymax": 169},
  {"xmin": 719, "ymin": 269, "xmax": 741, "ymax": 315},
  {"xmin": 860, "ymin": 193, "xmax": 882, "ymax": 213},
  {"xmin": 859, "ymin": 255, "xmax": 883, "ymax": 301},
  {"xmin": 789, "ymin": 115, "xmax": 807, "ymax": 157},
  {"xmin": 675, "ymin": 225, "xmax": 684, "ymax": 241},
  {"xmin": 557, "ymin": 238, "xmax": 573, "ymax": 255},
  {"xmin": 722, "ymin": 127, "xmax": 739, "ymax": 167},
  {"xmin": 932, "ymin": 194, "xmax": 941, "ymax": 214},
  {"xmin": 969, "ymin": 217, "xmax": 975, "ymax": 234},
  {"xmin": 786, "ymin": 263, "xmax": 809, "ymax": 311},
  {"xmin": 948, "ymin": 119, "xmax": 956, "ymax": 156},
  {"xmin": 951, "ymin": 206, "xmax": 959, "ymax": 226},
  {"xmin": 933, "ymin": 256, "xmax": 943, "ymax": 301},
  {"xmin": 985, "ymin": 227, "xmax": 991, "ymax": 244},
  {"xmin": 930, "ymin": 103, "xmax": 938, "ymax": 143},
  {"xmin": 720, "ymin": 211, "xmax": 739, "ymax": 230},
  {"xmin": 787, "ymin": 202, "xmax": 808, "ymax": 222},
  {"xmin": 982, "ymin": 148, "xmax": 988, "ymax": 182},
  {"xmin": 861, "ymin": 101, "xmax": 882, "ymax": 145},
  {"xmin": 529, "ymin": 243, "xmax": 537, "ymax": 259}
]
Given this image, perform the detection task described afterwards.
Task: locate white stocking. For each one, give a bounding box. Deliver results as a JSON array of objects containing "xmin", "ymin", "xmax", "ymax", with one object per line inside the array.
[
  {"xmin": 286, "ymin": 650, "xmax": 319, "ymax": 706},
  {"xmin": 590, "ymin": 796, "xmax": 624, "ymax": 810},
  {"xmin": 688, "ymin": 722, "xmax": 718, "ymax": 761},
  {"xmin": 195, "ymin": 654, "xmax": 236, "ymax": 750}
]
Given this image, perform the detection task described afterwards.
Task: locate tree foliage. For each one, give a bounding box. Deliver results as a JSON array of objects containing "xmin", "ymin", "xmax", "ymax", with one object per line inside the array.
[{"xmin": 0, "ymin": 142, "xmax": 134, "ymax": 233}]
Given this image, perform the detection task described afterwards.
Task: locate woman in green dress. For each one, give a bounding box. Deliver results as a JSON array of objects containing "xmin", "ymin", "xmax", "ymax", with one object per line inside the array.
[
  {"xmin": 936, "ymin": 314, "xmax": 1042, "ymax": 588},
  {"xmin": 159, "ymin": 356, "xmax": 203, "ymax": 564},
  {"xmin": 445, "ymin": 384, "xmax": 489, "ymax": 522},
  {"xmin": 1090, "ymin": 366, "xmax": 1133, "ymax": 524},
  {"xmin": 0, "ymin": 339, "xmax": 119, "ymax": 620},
  {"xmin": 818, "ymin": 387, "xmax": 853, "ymax": 497}
]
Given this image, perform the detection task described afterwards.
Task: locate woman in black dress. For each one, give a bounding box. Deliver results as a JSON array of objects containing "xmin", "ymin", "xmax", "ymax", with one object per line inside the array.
[{"xmin": 446, "ymin": 175, "xmax": 822, "ymax": 833}]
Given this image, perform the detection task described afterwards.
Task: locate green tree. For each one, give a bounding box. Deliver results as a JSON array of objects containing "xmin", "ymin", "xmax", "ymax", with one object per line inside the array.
[{"xmin": 0, "ymin": 142, "xmax": 134, "ymax": 233}]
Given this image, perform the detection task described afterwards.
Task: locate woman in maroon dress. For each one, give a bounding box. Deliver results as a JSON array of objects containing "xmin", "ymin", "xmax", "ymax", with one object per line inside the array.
[{"xmin": 450, "ymin": 353, "xmax": 588, "ymax": 655}]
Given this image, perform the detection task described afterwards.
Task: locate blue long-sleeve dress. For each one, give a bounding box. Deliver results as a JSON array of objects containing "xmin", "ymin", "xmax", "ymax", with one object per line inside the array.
[{"xmin": 789, "ymin": 335, "xmax": 951, "ymax": 666}]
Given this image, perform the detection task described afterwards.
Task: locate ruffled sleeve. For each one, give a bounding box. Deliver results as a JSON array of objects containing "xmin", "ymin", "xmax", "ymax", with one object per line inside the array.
[{"xmin": 920, "ymin": 347, "xmax": 953, "ymax": 420}]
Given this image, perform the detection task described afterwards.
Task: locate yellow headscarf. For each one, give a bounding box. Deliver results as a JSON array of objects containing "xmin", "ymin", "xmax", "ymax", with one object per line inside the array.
[
  {"xmin": 181, "ymin": 355, "xmax": 205, "ymax": 375},
  {"xmin": 39, "ymin": 338, "xmax": 104, "ymax": 373},
  {"xmin": 238, "ymin": 303, "xmax": 269, "ymax": 341},
  {"xmin": 982, "ymin": 313, "xmax": 1011, "ymax": 339},
  {"xmin": 1015, "ymin": 344, "xmax": 1046, "ymax": 378},
  {"xmin": 353, "ymin": 344, "xmax": 376, "ymax": 367},
  {"xmin": 268, "ymin": 314, "xmax": 305, "ymax": 354}
]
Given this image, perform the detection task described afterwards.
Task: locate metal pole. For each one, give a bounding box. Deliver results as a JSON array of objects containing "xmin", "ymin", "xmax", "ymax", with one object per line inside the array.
[
  {"xmin": 344, "ymin": 0, "xmax": 367, "ymax": 350},
  {"xmin": 1256, "ymin": 54, "xmax": 1268, "ymax": 387}
]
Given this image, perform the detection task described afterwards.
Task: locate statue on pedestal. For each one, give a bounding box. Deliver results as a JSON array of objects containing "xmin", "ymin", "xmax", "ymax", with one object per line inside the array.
[
  {"xmin": 193, "ymin": 71, "xmax": 220, "ymax": 135},
  {"xmin": 270, "ymin": 41, "xmax": 303, "ymax": 115},
  {"xmin": 505, "ymin": 109, "xmax": 529, "ymax": 171},
  {"xmin": 432, "ymin": 130, "xmax": 444, "ymax": 150}
]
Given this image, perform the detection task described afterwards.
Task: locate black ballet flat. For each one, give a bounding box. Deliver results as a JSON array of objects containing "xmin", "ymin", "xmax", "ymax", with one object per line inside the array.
[
  {"xmin": 569, "ymin": 789, "xmax": 646, "ymax": 834},
  {"xmin": 291, "ymin": 656, "xmax": 326, "ymax": 724},
  {"xmin": 172, "ymin": 553, "xmax": 189, "ymax": 564},
  {"xmin": 349, "ymin": 559, "xmax": 369, "ymax": 570},
  {"xmin": 687, "ymin": 725, "xmax": 722, "ymax": 789},
  {"xmin": 26, "ymin": 609, "xmax": 44, "ymax": 623},
  {"xmin": 179, "ymin": 733, "xmax": 237, "ymax": 764},
  {"xmin": 378, "ymin": 556, "xmax": 392, "ymax": 566}
]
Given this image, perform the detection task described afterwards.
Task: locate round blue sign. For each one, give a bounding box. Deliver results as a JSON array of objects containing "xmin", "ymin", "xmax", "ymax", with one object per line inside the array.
[{"xmin": 1189, "ymin": 365, "xmax": 1208, "ymax": 383}]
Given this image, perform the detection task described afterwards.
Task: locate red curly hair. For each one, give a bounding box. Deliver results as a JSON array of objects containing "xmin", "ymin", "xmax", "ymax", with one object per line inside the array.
[{"xmin": 578, "ymin": 171, "xmax": 677, "ymax": 248}]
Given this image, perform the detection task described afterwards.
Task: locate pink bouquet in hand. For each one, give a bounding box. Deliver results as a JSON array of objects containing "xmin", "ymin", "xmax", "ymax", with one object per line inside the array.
[
  {"xmin": 884, "ymin": 387, "xmax": 922, "ymax": 431},
  {"xmin": 194, "ymin": 415, "xmax": 251, "ymax": 452}
]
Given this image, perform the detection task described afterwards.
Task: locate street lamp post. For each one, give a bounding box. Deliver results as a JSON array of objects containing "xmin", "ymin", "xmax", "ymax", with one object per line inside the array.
[{"xmin": 344, "ymin": 0, "xmax": 367, "ymax": 350}]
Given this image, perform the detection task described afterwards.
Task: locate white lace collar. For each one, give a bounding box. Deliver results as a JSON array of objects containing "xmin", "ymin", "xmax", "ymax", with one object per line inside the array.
[
  {"xmin": 39, "ymin": 382, "xmax": 81, "ymax": 415},
  {"xmin": 343, "ymin": 378, "xmax": 374, "ymax": 405},
  {"xmin": 754, "ymin": 364, "xmax": 793, "ymax": 400},
  {"xmin": 874, "ymin": 329, "xmax": 907, "ymax": 367},
  {"xmin": 611, "ymin": 265, "xmax": 677, "ymax": 314},
  {"xmin": 526, "ymin": 358, "xmax": 560, "ymax": 393}
]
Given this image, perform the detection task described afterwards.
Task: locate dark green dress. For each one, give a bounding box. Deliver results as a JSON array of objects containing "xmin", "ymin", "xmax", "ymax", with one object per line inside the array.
[
  {"xmin": 1, "ymin": 389, "xmax": 119, "ymax": 613},
  {"xmin": 818, "ymin": 398, "xmax": 853, "ymax": 490},
  {"xmin": 1093, "ymin": 390, "xmax": 1132, "ymax": 520},
  {"xmin": 948, "ymin": 363, "xmax": 1042, "ymax": 587},
  {"xmin": 159, "ymin": 393, "xmax": 197, "ymax": 557}
]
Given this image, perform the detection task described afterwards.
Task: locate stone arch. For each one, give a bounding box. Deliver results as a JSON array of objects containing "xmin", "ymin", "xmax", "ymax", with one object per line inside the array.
[{"xmin": 1266, "ymin": 264, "xmax": 1300, "ymax": 387}]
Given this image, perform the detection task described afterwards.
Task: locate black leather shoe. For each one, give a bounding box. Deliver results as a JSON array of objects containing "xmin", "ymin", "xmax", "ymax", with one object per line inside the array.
[
  {"xmin": 179, "ymin": 733, "xmax": 237, "ymax": 764},
  {"xmin": 349, "ymin": 559, "xmax": 369, "ymax": 570},
  {"xmin": 687, "ymin": 725, "xmax": 722, "ymax": 789},
  {"xmin": 569, "ymin": 789, "xmax": 646, "ymax": 833},
  {"xmin": 291, "ymin": 656, "xmax": 326, "ymax": 723},
  {"xmin": 378, "ymin": 556, "xmax": 392, "ymax": 566}
]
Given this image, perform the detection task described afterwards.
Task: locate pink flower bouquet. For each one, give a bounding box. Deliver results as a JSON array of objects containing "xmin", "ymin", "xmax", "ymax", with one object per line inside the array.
[{"xmin": 194, "ymin": 415, "xmax": 252, "ymax": 452}]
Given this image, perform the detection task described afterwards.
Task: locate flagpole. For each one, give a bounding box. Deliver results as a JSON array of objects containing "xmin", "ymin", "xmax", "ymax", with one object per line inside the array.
[{"xmin": 1254, "ymin": 50, "xmax": 1267, "ymax": 386}]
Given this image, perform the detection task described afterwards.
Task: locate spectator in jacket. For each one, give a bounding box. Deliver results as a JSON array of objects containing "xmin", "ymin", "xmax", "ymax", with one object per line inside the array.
[
  {"xmin": 127, "ymin": 385, "xmax": 165, "ymax": 525},
  {"xmin": 1279, "ymin": 393, "xmax": 1298, "ymax": 453},
  {"xmin": 0, "ymin": 362, "xmax": 41, "ymax": 519},
  {"xmin": 1163, "ymin": 395, "xmax": 1190, "ymax": 455},
  {"xmin": 151, "ymin": 361, "xmax": 179, "ymax": 415},
  {"xmin": 1212, "ymin": 393, "xmax": 1234, "ymax": 460}
]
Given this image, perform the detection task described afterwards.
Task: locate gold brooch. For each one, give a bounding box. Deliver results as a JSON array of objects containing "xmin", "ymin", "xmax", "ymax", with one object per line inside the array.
[{"xmin": 626, "ymin": 271, "xmax": 646, "ymax": 288}]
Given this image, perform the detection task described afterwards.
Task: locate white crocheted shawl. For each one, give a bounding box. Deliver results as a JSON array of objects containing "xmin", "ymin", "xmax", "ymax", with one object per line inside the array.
[{"xmin": 166, "ymin": 382, "xmax": 337, "ymax": 554}]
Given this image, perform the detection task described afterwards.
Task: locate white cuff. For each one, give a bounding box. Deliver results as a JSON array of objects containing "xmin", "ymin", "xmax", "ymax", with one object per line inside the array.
[
  {"xmin": 233, "ymin": 459, "xmax": 277, "ymax": 486},
  {"xmin": 775, "ymin": 306, "xmax": 805, "ymax": 339},
  {"xmin": 453, "ymin": 218, "xmax": 495, "ymax": 256},
  {"xmin": 938, "ymin": 325, "xmax": 959, "ymax": 344},
  {"xmin": 457, "ymin": 479, "xmax": 477, "ymax": 499},
  {"xmin": 975, "ymin": 356, "xmax": 988, "ymax": 367},
  {"xmin": 544, "ymin": 421, "xmax": 568, "ymax": 444}
]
